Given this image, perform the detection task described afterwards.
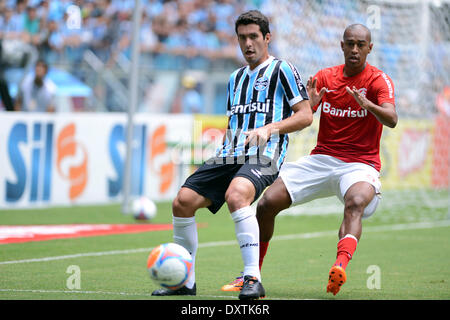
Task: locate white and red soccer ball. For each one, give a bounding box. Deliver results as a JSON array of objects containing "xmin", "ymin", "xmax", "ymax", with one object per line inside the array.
[
  {"xmin": 132, "ymin": 197, "xmax": 157, "ymax": 220},
  {"xmin": 147, "ymin": 243, "xmax": 193, "ymax": 290}
]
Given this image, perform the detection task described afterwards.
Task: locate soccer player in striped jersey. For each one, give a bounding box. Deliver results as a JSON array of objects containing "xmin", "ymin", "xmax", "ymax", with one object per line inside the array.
[
  {"xmin": 218, "ymin": 44, "xmax": 308, "ymax": 170},
  {"xmin": 222, "ymin": 24, "xmax": 398, "ymax": 296},
  {"xmin": 151, "ymin": 10, "xmax": 312, "ymax": 300}
]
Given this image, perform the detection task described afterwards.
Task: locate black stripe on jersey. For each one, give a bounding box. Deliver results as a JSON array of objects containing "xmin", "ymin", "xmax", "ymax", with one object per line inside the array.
[
  {"xmin": 262, "ymin": 60, "xmax": 282, "ymax": 163},
  {"xmin": 222, "ymin": 68, "xmax": 245, "ymax": 155},
  {"xmin": 244, "ymin": 65, "xmax": 270, "ymax": 155},
  {"xmin": 287, "ymin": 61, "xmax": 309, "ymax": 101},
  {"xmin": 280, "ymin": 68, "xmax": 293, "ymax": 118},
  {"xmin": 280, "ymin": 63, "xmax": 301, "ymax": 121},
  {"xmin": 226, "ymin": 82, "xmax": 231, "ymax": 113},
  {"xmin": 233, "ymin": 74, "xmax": 250, "ymax": 152},
  {"xmin": 238, "ymin": 74, "xmax": 250, "ymax": 105},
  {"xmin": 233, "ymin": 67, "xmax": 246, "ymax": 96},
  {"xmin": 250, "ymin": 65, "xmax": 270, "ymax": 128},
  {"xmin": 226, "ymin": 67, "xmax": 245, "ymax": 115},
  {"xmin": 278, "ymin": 64, "xmax": 295, "ymax": 160},
  {"xmin": 277, "ymin": 133, "xmax": 287, "ymax": 164},
  {"xmin": 279, "ymin": 69, "xmax": 296, "ymax": 102},
  {"xmin": 265, "ymin": 60, "xmax": 282, "ymax": 125}
]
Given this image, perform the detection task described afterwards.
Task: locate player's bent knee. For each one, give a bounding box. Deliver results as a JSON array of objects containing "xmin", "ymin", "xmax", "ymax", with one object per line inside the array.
[
  {"xmin": 172, "ymin": 196, "xmax": 190, "ymax": 217},
  {"xmin": 225, "ymin": 189, "xmax": 251, "ymax": 212},
  {"xmin": 344, "ymin": 195, "xmax": 370, "ymax": 218},
  {"xmin": 257, "ymin": 191, "xmax": 290, "ymax": 217},
  {"xmin": 172, "ymin": 189, "xmax": 204, "ymax": 217},
  {"xmin": 224, "ymin": 180, "xmax": 256, "ymax": 211}
]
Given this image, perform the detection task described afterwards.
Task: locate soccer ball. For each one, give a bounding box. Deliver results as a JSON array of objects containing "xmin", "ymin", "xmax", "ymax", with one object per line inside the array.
[
  {"xmin": 132, "ymin": 197, "xmax": 157, "ymax": 220},
  {"xmin": 147, "ymin": 243, "xmax": 193, "ymax": 290}
]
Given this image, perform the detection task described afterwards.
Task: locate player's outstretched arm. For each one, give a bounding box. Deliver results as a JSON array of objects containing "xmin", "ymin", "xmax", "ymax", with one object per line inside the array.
[
  {"xmin": 346, "ymin": 86, "xmax": 398, "ymax": 128},
  {"xmin": 244, "ymin": 99, "xmax": 313, "ymax": 146},
  {"xmin": 306, "ymin": 76, "xmax": 326, "ymax": 110}
]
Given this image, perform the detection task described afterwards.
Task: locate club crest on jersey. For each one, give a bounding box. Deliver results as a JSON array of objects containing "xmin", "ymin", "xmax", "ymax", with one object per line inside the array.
[
  {"xmin": 254, "ymin": 76, "xmax": 269, "ymax": 91},
  {"xmin": 358, "ymin": 88, "xmax": 367, "ymax": 97}
]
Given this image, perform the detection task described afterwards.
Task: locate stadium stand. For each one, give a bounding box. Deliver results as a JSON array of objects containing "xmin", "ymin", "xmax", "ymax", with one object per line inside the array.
[{"xmin": 0, "ymin": 0, "xmax": 448, "ymax": 116}]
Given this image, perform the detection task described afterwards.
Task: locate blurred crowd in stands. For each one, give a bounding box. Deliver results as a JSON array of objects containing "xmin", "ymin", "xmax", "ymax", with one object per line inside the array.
[
  {"xmin": 0, "ymin": 0, "xmax": 265, "ymax": 72},
  {"xmin": 0, "ymin": 0, "xmax": 448, "ymax": 116},
  {"xmin": 0, "ymin": 0, "xmax": 268, "ymax": 112}
]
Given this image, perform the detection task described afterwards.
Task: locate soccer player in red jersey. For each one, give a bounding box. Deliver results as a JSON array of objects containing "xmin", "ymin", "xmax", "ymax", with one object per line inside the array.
[{"xmin": 222, "ymin": 24, "xmax": 398, "ymax": 296}]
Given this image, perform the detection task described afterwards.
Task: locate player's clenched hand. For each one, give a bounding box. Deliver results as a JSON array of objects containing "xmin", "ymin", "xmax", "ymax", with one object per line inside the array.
[
  {"xmin": 346, "ymin": 86, "xmax": 369, "ymax": 110},
  {"xmin": 244, "ymin": 124, "xmax": 275, "ymax": 147},
  {"xmin": 306, "ymin": 76, "xmax": 326, "ymax": 107}
]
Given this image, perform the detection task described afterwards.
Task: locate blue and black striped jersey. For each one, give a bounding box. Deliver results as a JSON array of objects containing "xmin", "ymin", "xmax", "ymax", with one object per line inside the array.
[{"xmin": 216, "ymin": 56, "xmax": 309, "ymax": 169}]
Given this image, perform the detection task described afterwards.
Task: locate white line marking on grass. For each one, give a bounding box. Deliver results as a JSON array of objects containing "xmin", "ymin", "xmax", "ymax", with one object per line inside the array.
[
  {"xmin": 0, "ymin": 288, "xmax": 237, "ymax": 299},
  {"xmin": 0, "ymin": 248, "xmax": 152, "ymax": 265},
  {"xmin": 273, "ymin": 220, "xmax": 450, "ymax": 241},
  {"xmin": 0, "ymin": 288, "xmax": 312, "ymax": 300},
  {"xmin": 1, "ymin": 220, "xmax": 449, "ymax": 266},
  {"xmin": 0, "ymin": 288, "xmax": 155, "ymax": 297},
  {"xmin": 0, "ymin": 242, "xmax": 238, "ymax": 265}
]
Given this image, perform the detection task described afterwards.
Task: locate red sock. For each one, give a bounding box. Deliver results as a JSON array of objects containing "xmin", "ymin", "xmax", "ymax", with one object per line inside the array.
[
  {"xmin": 333, "ymin": 235, "xmax": 358, "ymax": 270},
  {"xmin": 259, "ymin": 241, "xmax": 269, "ymax": 270}
]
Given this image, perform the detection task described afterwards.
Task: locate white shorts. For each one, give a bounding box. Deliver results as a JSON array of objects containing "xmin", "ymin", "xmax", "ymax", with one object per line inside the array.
[{"xmin": 279, "ymin": 154, "xmax": 381, "ymax": 218}]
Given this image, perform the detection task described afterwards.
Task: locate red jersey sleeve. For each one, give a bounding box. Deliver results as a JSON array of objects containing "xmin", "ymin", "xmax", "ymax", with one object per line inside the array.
[{"xmin": 372, "ymin": 72, "xmax": 396, "ymax": 106}]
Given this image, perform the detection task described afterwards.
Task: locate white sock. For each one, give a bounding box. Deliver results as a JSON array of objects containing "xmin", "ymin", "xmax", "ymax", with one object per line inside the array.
[
  {"xmin": 231, "ymin": 206, "xmax": 261, "ymax": 281},
  {"xmin": 172, "ymin": 216, "xmax": 197, "ymax": 289}
]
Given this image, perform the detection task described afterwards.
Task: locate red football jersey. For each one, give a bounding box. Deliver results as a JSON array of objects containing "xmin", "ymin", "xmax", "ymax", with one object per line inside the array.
[{"xmin": 310, "ymin": 63, "xmax": 395, "ymax": 171}]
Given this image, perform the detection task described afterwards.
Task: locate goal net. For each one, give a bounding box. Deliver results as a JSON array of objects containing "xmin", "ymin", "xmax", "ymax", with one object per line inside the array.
[{"xmin": 263, "ymin": 0, "xmax": 450, "ymax": 222}]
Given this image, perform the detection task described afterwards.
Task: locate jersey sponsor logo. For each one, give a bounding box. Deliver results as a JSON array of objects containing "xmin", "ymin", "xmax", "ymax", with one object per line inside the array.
[
  {"xmin": 230, "ymin": 98, "xmax": 271, "ymax": 115},
  {"xmin": 254, "ymin": 76, "xmax": 269, "ymax": 91},
  {"xmin": 322, "ymin": 101, "xmax": 368, "ymax": 118}
]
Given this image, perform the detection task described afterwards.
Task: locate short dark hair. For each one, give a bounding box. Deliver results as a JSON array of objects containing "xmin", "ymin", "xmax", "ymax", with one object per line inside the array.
[
  {"xmin": 235, "ymin": 10, "xmax": 270, "ymax": 37},
  {"xmin": 35, "ymin": 59, "xmax": 48, "ymax": 72},
  {"xmin": 343, "ymin": 24, "xmax": 372, "ymax": 43}
]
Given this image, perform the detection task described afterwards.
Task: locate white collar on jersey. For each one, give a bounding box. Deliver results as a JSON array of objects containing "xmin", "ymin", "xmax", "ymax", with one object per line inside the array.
[{"xmin": 247, "ymin": 55, "xmax": 275, "ymax": 75}]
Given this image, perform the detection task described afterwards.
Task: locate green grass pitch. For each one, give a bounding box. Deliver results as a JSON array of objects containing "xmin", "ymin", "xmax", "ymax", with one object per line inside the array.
[{"xmin": 0, "ymin": 196, "xmax": 449, "ymax": 300}]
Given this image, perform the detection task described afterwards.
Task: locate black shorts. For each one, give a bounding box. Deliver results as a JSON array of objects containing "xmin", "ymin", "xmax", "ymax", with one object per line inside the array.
[{"xmin": 182, "ymin": 156, "xmax": 279, "ymax": 214}]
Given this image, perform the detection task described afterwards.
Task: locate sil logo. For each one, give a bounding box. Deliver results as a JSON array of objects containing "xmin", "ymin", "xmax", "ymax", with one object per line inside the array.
[{"xmin": 56, "ymin": 123, "xmax": 88, "ymax": 200}]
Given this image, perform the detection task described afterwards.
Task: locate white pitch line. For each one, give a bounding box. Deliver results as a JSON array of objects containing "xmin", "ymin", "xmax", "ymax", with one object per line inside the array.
[
  {"xmin": 273, "ymin": 220, "xmax": 450, "ymax": 241},
  {"xmin": 0, "ymin": 288, "xmax": 311, "ymax": 300},
  {"xmin": 0, "ymin": 288, "xmax": 154, "ymax": 297},
  {"xmin": 0, "ymin": 288, "xmax": 237, "ymax": 299},
  {"xmin": 0, "ymin": 242, "xmax": 238, "ymax": 265},
  {"xmin": 0, "ymin": 220, "xmax": 449, "ymax": 266}
]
